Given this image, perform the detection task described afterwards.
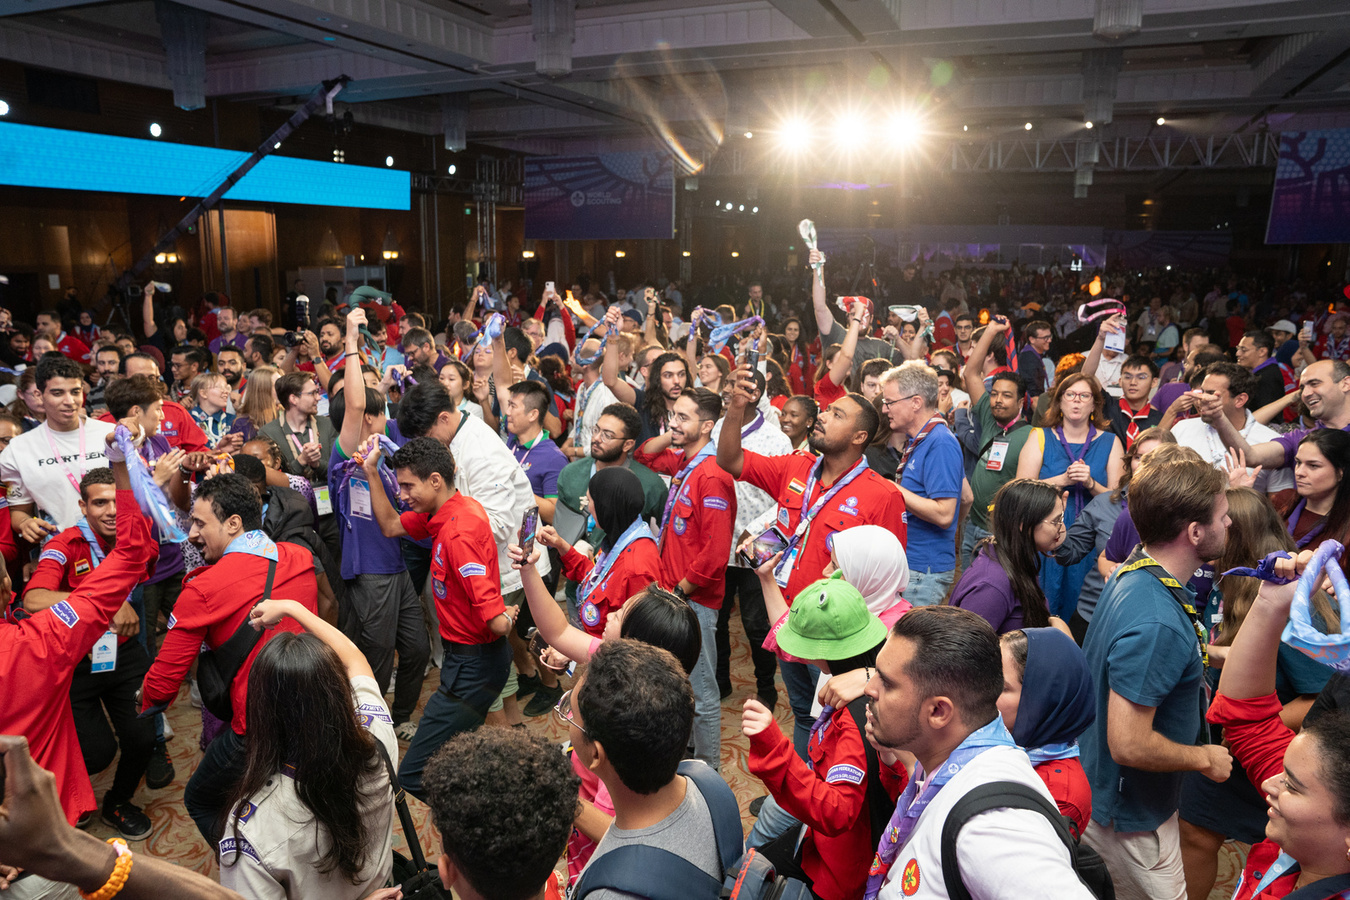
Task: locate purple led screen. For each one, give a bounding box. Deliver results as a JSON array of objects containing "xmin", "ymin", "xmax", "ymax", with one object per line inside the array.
[
  {"xmin": 1266, "ymin": 129, "xmax": 1350, "ymax": 244},
  {"xmin": 524, "ymin": 152, "xmax": 674, "ymax": 240}
]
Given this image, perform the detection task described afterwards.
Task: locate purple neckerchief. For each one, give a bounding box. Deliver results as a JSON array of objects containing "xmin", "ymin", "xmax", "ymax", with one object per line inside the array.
[
  {"xmin": 741, "ymin": 411, "xmax": 765, "ymax": 439},
  {"xmin": 390, "ymin": 369, "xmax": 417, "ymax": 392},
  {"xmin": 1286, "ymin": 498, "xmax": 1327, "ymax": 549},
  {"xmin": 114, "ymin": 426, "xmax": 187, "ymax": 543},
  {"xmin": 1281, "ymin": 541, "xmax": 1350, "ymax": 672},
  {"xmin": 708, "ymin": 316, "xmax": 763, "ymax": 354},
  {"xmin": 864, "ymin": 716, "xmax": 1017, "ymax": 900},
  {"xmin": 1221, "ymin": 551, "xmax": 1295, "ymax": 584},
  {"xmin": 1053, "ymin": 425, "xmax": 1097, "ymax": 515},
  {"xmin": 1252, "ymin": 358, "xmax": 1279, "ymax": 374},
  {"xmin": 334, "ymin": 435, "xmax": 402, "ymax": 529}
]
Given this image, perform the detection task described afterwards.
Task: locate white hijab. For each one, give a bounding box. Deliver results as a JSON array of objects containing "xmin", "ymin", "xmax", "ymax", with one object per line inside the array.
[{"xmin": 831, "ymin": 525, "xmax": 909, "ymax": 617}]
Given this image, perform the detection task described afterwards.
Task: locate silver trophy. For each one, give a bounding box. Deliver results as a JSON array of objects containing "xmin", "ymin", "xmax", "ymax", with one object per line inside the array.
[{"xmin": 798, "ymin": 219, "xmax": 823, "ymax": 285}]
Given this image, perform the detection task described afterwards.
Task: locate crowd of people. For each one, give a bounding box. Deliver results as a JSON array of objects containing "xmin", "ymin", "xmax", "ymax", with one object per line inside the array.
[{"xmin": 2, "ymin": 250, "xmax": 1350, "ymax": 900}]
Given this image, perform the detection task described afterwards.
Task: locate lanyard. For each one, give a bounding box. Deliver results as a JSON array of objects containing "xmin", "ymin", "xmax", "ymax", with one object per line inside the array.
[
  {"xmin": 1116, "ymin": 548, "xmax": 1208, "ymax": 667},
  {"xmin": 896, "ymin": 415, "xmax": 945, "ymax": 481},
  {"xmin": 573, "ymin": 379, "xmax": 603, "ymax": 439},
  {"xmin": 43, "ymin": 422, "xmax": 88, "ymax": 495},
  {"xmin": 283, "ymin": 418, "xmax": 315, "ymax": 460},
  {"xmin": 1053, "ymin": 424, "xmax": 1098, "ymax": 514},
  {"xmin": 658, "ymin": 443, "xmax": 716, "ymax": 550},
  {"xmin": 512, "ymin": 431, "xmax": 547, "ymax": 469},
  {"xmin": 772, "ymin": 456, "xmax": 869, "ymax": 587},
  {"xmin": 578, "ymin": 519, "xmax": 655, "ymax": 608},
  {"xmin": 1253, "ymin": 852, "xmax": 1299, "ymax": 895}
]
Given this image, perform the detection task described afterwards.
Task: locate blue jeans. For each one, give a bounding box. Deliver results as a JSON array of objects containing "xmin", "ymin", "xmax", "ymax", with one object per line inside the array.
[
  {"xmin": 960, "ymin": 523, "xmax": 990, "ymax": 570},
  {"xmin": 399, "ymin": 637, "xmax": 511, "ymax": 800},
  {"xmin": 906, "ymin": 568, "xmax": 955, "ymax": 607},
  {"xmin": 745, "ymin": 794, "xmax": 802, "ymax": 852},
  {"xmin": 688, "ymin": 600, "xmax": 721, "ymax": 770},
  {"xmin": 779, "ymin": 659, "xmax": 822, "ymax": 761}
]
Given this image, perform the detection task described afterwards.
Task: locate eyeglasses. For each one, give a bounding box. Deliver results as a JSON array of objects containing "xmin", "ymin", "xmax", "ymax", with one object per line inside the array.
[
  {"xmin": 554, "ymin": 688, "xmax": 587, "ymax": 736},
  {"xmin": 1119, "ymin": 372, "xmax": 1152, "ymax": 382},
  {"xmin": 1062, "ymin": 391, "xmax": 1094, "ymax": 402},
  {"xmin": 594, "ymin": 428, "xmax": 622, "ymax": 442},
  {"xmin": 881, "ymin": 395, "xmax": 918, "ymax": 409},
  {"xmin": 1041, "ymin": 515, "xmax": 1065, "ymax": 530}
]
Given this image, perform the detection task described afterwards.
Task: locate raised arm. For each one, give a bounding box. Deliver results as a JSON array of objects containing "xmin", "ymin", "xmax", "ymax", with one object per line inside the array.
[
  {"xmin": 141, "ymin": 283, "xmax": 158, "ymax": 339},
  {"xmin": 508, "ymin": 543, "xmax": 594, "ymax": 663},
  {"xmin": 715, "ymin": 364, "xmax": 755, "ymax": 478},
  {"xmin": 964, "ymin": 316, "xmax": 1011, "ymax": 404},
  {"xmin": 1250, "ymin": 389, "xmax": 1301, "ymax": 426},
  {"xmin": 809, "ymin": 249, "xmax": 835, "ymax": 338},
  {"xmin": 825, "ymin": 306, "xmax": 863, "ymax": 389},
  {"xmin": 249, "ymin": 597, "xmax": 374, "ymax": 681},
  {"xmin": 359, "ymin": 443, "xmax": 409, "ymax": 539},
  {"xmin": 490, "ymin": 324, "xmax": 516, "ymax": 414},
  {"xmin": 684, "ymin": 308, "xmax": 702, "ymax": 377},
  {"xmin": 1081, "ymin": 314, "xmax": 1124, "ymax": 383},
  {"xmin": 338, "ymin": 309, "xmax": 368, "ymax": 457},
  {"xmin": 1195, "ymin": 391, "xmax": 1287, "ymax": 468}
]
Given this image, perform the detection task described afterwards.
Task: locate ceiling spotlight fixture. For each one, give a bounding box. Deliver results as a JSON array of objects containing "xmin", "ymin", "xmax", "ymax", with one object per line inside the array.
[
  {"xmin": 521, "ymin": 250, "xmax": 536, "ymax": 259},
  {"xmin": 738, "ymin": 204, "xmax": 745, "ymax": 211},
  {"xmin": 887, "ymin": 109, "xmax": 924, "ymax": 151},
  {"xmin": 149, "ymin": 123, "xmax": 162, "ymax": 137},
  {"xmin": 273, "ymin": 142, "xmax": 281, "ymax": 149},
  {"xmin": 1085, "ymin": 121, "xmax": 1094, "ymax": 129},
  {"xmin": 725, "ymin": 202, "xmax": 733, "ymax": 210},
  {"xmin": 682, "ymin": 250, "xmax": 691, "ymax": 257},
  {"xmin": 614, "ymin": 250, "xmax": 626, "ymax": 258},
  {"xmin": 0, "ymin": 100, "xmax": 10, "ymax": 117},
  {"xmin": 447, "ymin": 164, "xmax": 457, "ymax": 175},
  {"xmin": 744, "ymin": 131, "xmax": 753, "ymax": 139},
  {"xmin": 385, "ymin": 156, "xmax": 394, "ymax": 167},
  {"xmin": 1156, "ymin": 116, "xmax": 1166, "ymax": 125},
  {"xmin": 751, "ymin": 206, "xmax": 758, "ymax": 214},
  {"xmin": 1024, "ymin": 122, "xmax": 1033, "ymax": 131},
  {"xmin": 962, "ymin": 124, "xmax": 968, "ymax": 132},
  {"xmin": 731, "ymin": 251, "xmax": 740, "ymax": 258}
]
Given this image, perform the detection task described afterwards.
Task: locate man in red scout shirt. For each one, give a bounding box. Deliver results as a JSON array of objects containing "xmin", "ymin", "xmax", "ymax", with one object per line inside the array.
[
  {"xmin": 717, "ymin": 363, "xmax": 906, "ymax": 758},
  {"xmin": 0, "ymin": 420, "xmax": 156, "ymax": 860},
  {"xmin": 360, "ymin": 435, "xmax": 519, "ymax": 799},
  {"xmin": 634, "ymin": 387, "xmax": 736, "ymax": 770},
  {"xmin": 22, "ymin": 468, "xmax": 157, "ymax": 840},
  {"xmin": 140, "ymin": 472, "xmax": 320, "ymax": 844}
]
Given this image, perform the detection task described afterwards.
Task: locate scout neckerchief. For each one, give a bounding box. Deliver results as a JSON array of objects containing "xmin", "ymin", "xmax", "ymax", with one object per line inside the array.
[
  {"xmin": 192, "ymin": 406, "xmax": 233, "ymax": 449},
  {"xmin": 334, "ymin": 435, "xmax": 401, "ymax": 530},
  {"xmin": 1118, "ymin": 398, "xmax": 1153, "ymax": 448},
  {"xmin": 76, "ymin": 517, "xmax": 110, "ymax": 568},
  {"xmin": 1115, "ymin": 546, "xmax": 1207, "ymax": 666},
  {"xmin": 657, "ymin": 441, "xmax": 717, "ymax": 552},
  {"xmin": 895, "ymin": 415, "xmax": 945, "ymax": 482},
  {"xmin": 1053, "ymin": 424, "xmax": 1098, "ymax": 516},
  {"xmin": 221, "ymin": 529, "xmax": 279, "ymax": 562},
  {"xmin": 577, "ymin": 518, "xmax": 655, "ymax": 628},
  {"xmin": 1325, "ymin": 334, "xmax": 1350, "ymax": 360},
  {"xmin": 864, "ymin": 716, "xmax": 1017, "ymax": 900},
  {"xmin": 773, "ymin": 456, "xmax": 869, "ymax": 588},
  {"xmin": 740, "ymin": 410, "xmax": 765, "ymax": 440},
  {"xmin": 572, "ymin": 377, "xmax": 604, "ymax": 442},
  {"xmin": 1285, "ymin": 498, "xmax": 1327, "ymax": 549}
]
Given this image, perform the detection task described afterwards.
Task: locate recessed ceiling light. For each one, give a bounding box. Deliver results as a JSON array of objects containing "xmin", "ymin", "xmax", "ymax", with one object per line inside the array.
[{"xmin": 149, "ymin": 122, "xmax": 162, "ymax": 137}]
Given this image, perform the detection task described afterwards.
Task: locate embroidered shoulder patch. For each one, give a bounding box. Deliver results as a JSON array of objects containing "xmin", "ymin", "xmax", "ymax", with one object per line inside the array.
[
  {"xmin": 824, "ymin": 763, "xmax": 866, "ymax": 785},
  {"xmin": 74, "ymin": 558, "xmax": 91, "ymax": 576},
  {"xmin": 218, "ymin": 836, "xmax": 262, "ymax": 864},
  {"xmin": 703, "ymin": 496, "xmax": 729, "ymax": 511},
  {"xmin": 357, "ymin": 702, "xmax": 393, "ymax": 724},
  {"xmin": 787, "ymin": 478, "xmax": 807, "ymax": 495},
  {"xmin": 458, "ymin": 563, "xmax": 487, "ymax": 577},
  {"xmin": 38, "ymin": 548, "xmax": 68, "ymax": 566},
  {"xmin": 50, "ymin": 600, "xmax": 79, "ymax": 628}
]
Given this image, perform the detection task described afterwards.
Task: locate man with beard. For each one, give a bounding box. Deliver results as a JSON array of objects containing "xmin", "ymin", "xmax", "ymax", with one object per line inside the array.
[
  {"xmin": 87, "ymin": 345, "xmax": 124, "ymax": 414},
  {"xmin": 716, "ymin": 367, "xmax": 906, "ymax": 758},
  {"xmin": 207, "ymin": 306, "xmax": 247, "ymax": 355},
  {"xmin": 139, "ymin": 473, "xmax": 320, "ymax": 843},
  {"xmin": 861, "ymin": 606, "xmax": 1095, "ymax": 900},
  {"xmin": 215, "ymin": 345, "xmax": 246, "ymax": 406},
  {"xmin": 604, "ymin": 344, "xmax": 690, "ymax": 443},
  {"xmin": 1079, "ymin": 453, "xmax": 1233, "ymax": 900}
]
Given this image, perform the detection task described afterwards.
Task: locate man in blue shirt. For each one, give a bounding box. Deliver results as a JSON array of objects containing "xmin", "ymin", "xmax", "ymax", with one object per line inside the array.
[
  {"xmin": 1080, "ymin": 451, "xmax": 1233, "ymax": 900},
  {"xmin": 329, "ymin": 310, "xmax": 428, "ymax": 739},
  {"xmin": 869, "ymin": 361, "xmax": 963, "ymax": 606}
]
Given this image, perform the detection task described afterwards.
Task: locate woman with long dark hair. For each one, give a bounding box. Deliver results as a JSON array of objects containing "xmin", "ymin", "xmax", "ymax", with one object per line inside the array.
[
  {"xmin": 779, "ymin": 395, "xmax": 818, "ymax": 454},
  {"xmin": 948, "ymin": 478, "xmax": 1069, "ymax": 634},
  {"xmin": 224, "ymin": 598, "xmax": 398, "ymax": 900},
  {"xmin": 535, "ymin": 466, "xmax": 661, "ymax": 637},
  {"xmin": 1284, "ymin": 429, "xmax": 1350, "ymax": 565},
  {"xmin": 783, "ymin": 317, "xmax": 812, "ymax": 394}
]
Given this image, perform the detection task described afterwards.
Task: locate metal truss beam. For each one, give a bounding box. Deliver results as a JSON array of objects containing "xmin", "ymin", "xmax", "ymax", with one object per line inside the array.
[{"xmin": 942, "ymin": 132, "xmax": 1281, "ymax": 173}]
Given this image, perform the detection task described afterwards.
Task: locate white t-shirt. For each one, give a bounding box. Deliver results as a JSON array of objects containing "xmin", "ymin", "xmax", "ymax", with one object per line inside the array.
[
  {"xmin": 878, "ymin": 744, "xmax": 1094, "ymax": 900},
  {"xmin": 218, "ymin": 676, "xmax": 396, "ymax": 900},
  {"xmin": 1172, "ymin": 413, "xmax": 1294, "ymax": 495},
  {"xmin": 0, "ymin": 419, "xmax": 117, "ymax": 529},
  {"xmin": 571, "ymin": 378, "xmax": 619, "ymax": 453}
]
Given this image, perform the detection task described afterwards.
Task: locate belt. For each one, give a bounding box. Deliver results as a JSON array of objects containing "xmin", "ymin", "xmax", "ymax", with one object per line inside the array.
[{"xmin": 440, "ymin": 635, "xmax": 506, "ymax": 657}]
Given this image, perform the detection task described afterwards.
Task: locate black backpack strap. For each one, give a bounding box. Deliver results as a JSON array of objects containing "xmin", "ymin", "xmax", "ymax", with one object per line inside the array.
[
  {"xmin": 939, "ymin": 781, "xmax": 1076, "ymax": 900},
  {"xmin": 844, "ymin": 697, "xmax": 895, "ymax": 849},
  {"xmin": 1283, "ymin": 872, "xmax": 1350, "ymax": 900},
  {"xmin": 572, "ymin": 845, "xmax": 722, "ymax": 900},
  {"xmin": 372, "ymin": 739, "xmax": 430, "ymax": 872},
  {"xmin": 676, "ymin": 759, "xmax": 743, "ymax": 874},
  {"xmin": 212, "ymin": 557, "xmax": 277, "ymax": 675}
]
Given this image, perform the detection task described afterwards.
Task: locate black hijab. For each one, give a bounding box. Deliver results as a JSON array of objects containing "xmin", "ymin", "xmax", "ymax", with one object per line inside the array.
[{"xmin": 591, "ymin": 466, "xmax": 645, "ymax": 552}]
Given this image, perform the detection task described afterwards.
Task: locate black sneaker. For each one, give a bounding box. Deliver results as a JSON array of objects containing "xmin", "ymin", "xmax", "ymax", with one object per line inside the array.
[
  {"xmin": 515, "ymin": 670, "xmax": 542, "ymax": 700},
  {"xmin": 145, "ymin": 741, "xmax": 175, "ymax": 790},
  {"xmin": 523, "ymin": 682, "xmax": 564, "ymax": 718},
  {"xmin": 102, "ymin": 801, "xmax": 152, "ymax": 840},
  {"xmin": 75, "ymin": 810, "xmax": 94, "ymax": 829},
  {"xmin": 749, "ymin": 795, "xmax": 768, "ymax": 817}
]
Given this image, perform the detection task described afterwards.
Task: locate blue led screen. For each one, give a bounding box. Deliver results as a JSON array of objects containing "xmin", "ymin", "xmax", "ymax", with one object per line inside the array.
[{"xmin": 0, "ymin": 122, "xmax": 410, "ymax": 210}]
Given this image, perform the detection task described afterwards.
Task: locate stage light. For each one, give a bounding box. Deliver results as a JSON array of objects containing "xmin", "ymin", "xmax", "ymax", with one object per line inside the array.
[
  {"xmin": 776, "ymin": 117, "xmax": 808, "ymax": 151},
  {"xmin": 385, "ymin": 156, "xmax": 394, "ymax": 167},
  {"xmin": 682, "ymin": 250, "xmax": 691, "ymax": 257},
  {"xmin": 0, "ymin": 100, "xmax": 9, "ymax": 117},
  {"xmin": 447, "ymin": 164, "xmax": 457, "ymax": 174},
  {"xmin": 165, "ymin": 253, "xmax": 178, "ymax": 264},
  {"xmin": 887, "ymin": 109, "xmax": 924, "ymax": 151},
  {"xmin": 725, "ymin": 202, "xmax": 733, "ymax": 210},
  {"xmin": 274, "ymin": 142, "xmax": 281, "ymax": 149},
  {"xmin": 731, "ymin": 251, "xmax": 740, "ymax": 258},
  {"xmin": 962, "ymin": 124, "xmax": 968, "ymax": 132},
  {"xmin": 1085, "ymin": 121, "xmax": 1094, "ymax": 129},
  {"xmin": 744, "ymin": 131, "xmax": 753, "ymax": 139},
  {"xmin": 522, "ymin": 250, "xmax": 535, "ymax": 259},
  {"xmin": 614, "ymin": 250, "xmax": 626, "ymax": 258},
  {"xmin": 752, "ymin": 206, "xmax": 758, "ymax": 214},
  {"xmin": 832, "ymin": 110, "xmax": 865, "ymax": 149},
  {"xmin": 149, "ymin": 123, "xmax": 162, "ymax": 138},
  {"xmin": 155, "ymin": 253, "xmax": 166, "ymax": 264},
  {"xmin": 1156, "ymin": 117, "xmax": 1166, "ymax": 125},
  {"xmin": 738, "ymin": 204, "xmax": 745, "ymax": 211},
  {"xmin": 1024, "ymin": 122, "xmax": 1033, "ymax": 131}
]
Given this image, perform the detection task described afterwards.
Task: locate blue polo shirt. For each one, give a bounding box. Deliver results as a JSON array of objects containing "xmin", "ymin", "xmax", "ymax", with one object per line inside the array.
[
  {"xmin": 1080, "ymin": 563, "xmax": 1205, "ymax": 833},
  {"xmin": 327, "ymin": 441, "xmax": 406, "ymax": 579},
  {"xmin": 897, "ymin": 423, "xmax": 963, "ymax": 572}
]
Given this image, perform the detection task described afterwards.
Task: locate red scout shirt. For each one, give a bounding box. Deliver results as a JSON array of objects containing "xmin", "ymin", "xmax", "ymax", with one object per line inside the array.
[
  {"xmin": 25, "ymin": 523, "xmax": 142, "ymax": 646},
  {"xmin": 634, "ymin": 444, "xmax": 736, "ymax": 610},
  {"xmin": 738, "ymin": 451, "xmax": 907, "ymax": 603},
  {"xmin": 99, "ymin": 400, "xmax": 209, "ymax": 452},
  {"xmin": 55, "ymin": 331, "xmax": 92, "ymax": 363},
  {"xmin": 562, "ymin": 538, "xmax": 662, "ymax": 637},
  {"xmin": 401, "ymin": 492, "xmax": 505, "ymax": 644},
  {"xmin": 142, "ymin": 536, "xmax": 318, "ymax": 735},
  {"xmin": 0, "ymin": 492, "xmax": 155, "ymax": 823}
]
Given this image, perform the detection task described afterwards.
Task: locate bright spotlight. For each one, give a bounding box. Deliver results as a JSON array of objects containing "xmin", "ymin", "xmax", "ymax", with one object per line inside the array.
[
  {"xmin": 738, "ymin": 204, "xmax": 745, "ymax": 211},
  {"xmin": 725, "ymin": 202, "xmax": 733, "ymax": 210},
  {"xmin": 752, "ymin": 206, "xmax": 758, "ymax": 214},
  {"xmin": 1156, "ymin": 116, "xmax": 1166, "ymax": 125},
  {"xmin": 743, "ymin": 131, "xmax": 753, "ymax": 139},
  {"xmin": 887, "ymin": 110, "xmax": 924, "ymax": 150},
  {"xmin": 776, "ymin": 117, "xmax": 809, "ymax": 152},
  {"xmin": 731, "ymin": 251, "xmax": 740, "ymax": 258},
  {"xmin": 1085, "ymin": 121, "xmax": 1094, "ymax": 129},
  {"xmin": 447, "ymin": 164, "xmax": 456, "ymax": 174},
  {"xmin": 832, "ymin": 111, "xmax": 865, "ymax": 149},
  {"xmin": 149, "ymin": 123, "xmax": 162, "ymax": 137},
  {"xmin": 0, "ymin": 100, "xmax": 12, "ymax": 117},
  {"xmin": 1024, "ymin": 122, "xmax": 1033, "ymax": 131},
  {"xmin": 385, "ymin": 156, "xmax": 394, "ymax": 167}
]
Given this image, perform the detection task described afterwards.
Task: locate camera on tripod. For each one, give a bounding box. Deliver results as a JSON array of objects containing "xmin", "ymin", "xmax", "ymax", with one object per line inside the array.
[{"xmin": 284, "ymin": 295, "xmax": 311, "ymax": 348}]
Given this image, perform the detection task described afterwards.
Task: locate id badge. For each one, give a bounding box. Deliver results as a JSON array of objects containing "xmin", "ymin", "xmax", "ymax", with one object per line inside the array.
[
  {"xmin": 774, "ymin": 543, "xmax": 800, "ymax": 589},
  {"xmin": 986, "ymin": 441, "xmax": 1009, "ymax": 472},
  {"xmin": 315, "ymin": 485, "xmax": 333, "ymax": 516},
  {"xmin": 91, "ymin": 631, "xmax": 118, "ymax": 673},
  {"xmin": 349, "ymin": 477, "xmax": 372, "ymax": 520}
]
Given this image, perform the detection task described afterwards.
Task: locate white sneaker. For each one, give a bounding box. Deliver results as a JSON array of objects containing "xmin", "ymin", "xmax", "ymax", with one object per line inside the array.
[{"xmin": 394, "ymin": 721, "xmax": 417, "ymax": 741}]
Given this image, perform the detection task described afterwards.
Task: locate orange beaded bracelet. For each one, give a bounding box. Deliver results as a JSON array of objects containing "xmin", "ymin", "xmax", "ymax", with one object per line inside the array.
[{"xmin": 80, "ymin": 838, "xmax": 133, "ymax": 900}]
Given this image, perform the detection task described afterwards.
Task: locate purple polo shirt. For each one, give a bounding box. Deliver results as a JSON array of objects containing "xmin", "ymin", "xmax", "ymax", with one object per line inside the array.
[
  {"xmin": 947, "ymin": 547, "xmax": 1023, "ymax": 634},
  {"xmin": 1272, "ymin": 421, "xmax": 1350, "ymax": 469}
]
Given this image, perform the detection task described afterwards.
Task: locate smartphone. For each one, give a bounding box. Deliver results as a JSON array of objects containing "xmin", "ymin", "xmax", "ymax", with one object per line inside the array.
[
  {"xmin": 527, "ymin": 626, "xmax": 549, "ymax": 657},
  {"xmin": 746, "ymin": 337, "xmax": 762, "ymax": 371},
  {"xmin": 1301, "ymin": 320, "xmax": 1315, "ymax": 343},
  {"xmin": 737, "ymin": 525, "xmax": 790, "ymax": 568},
  {"xmin": 518, "ymin": 505, "xmax": 540, "ymax": 559},
  {"xmin": 545, "ymin": 281, "xmax": 555, "ymax": 296}
]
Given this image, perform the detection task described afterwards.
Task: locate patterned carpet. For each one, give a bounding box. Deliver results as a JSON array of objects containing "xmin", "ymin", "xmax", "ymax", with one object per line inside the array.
[{"xmin": 85, "ymin": 609, "xmax": 1248, "ymax": 899}]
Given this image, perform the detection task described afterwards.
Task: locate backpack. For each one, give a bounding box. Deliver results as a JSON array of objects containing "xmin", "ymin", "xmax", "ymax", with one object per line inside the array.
[
  {"xmin": 939, "ymin": 782, "xmax": 1114, "ymax": 900},
  {"xmin": 571, "ymin": 760, "xmax": 743, "ymax": 900}
]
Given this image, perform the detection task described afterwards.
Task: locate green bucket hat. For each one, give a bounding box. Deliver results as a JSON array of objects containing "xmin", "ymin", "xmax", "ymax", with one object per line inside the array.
[{"xmin": 777, "ymin": 572, "xmax": 889, "ymax": 662}]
